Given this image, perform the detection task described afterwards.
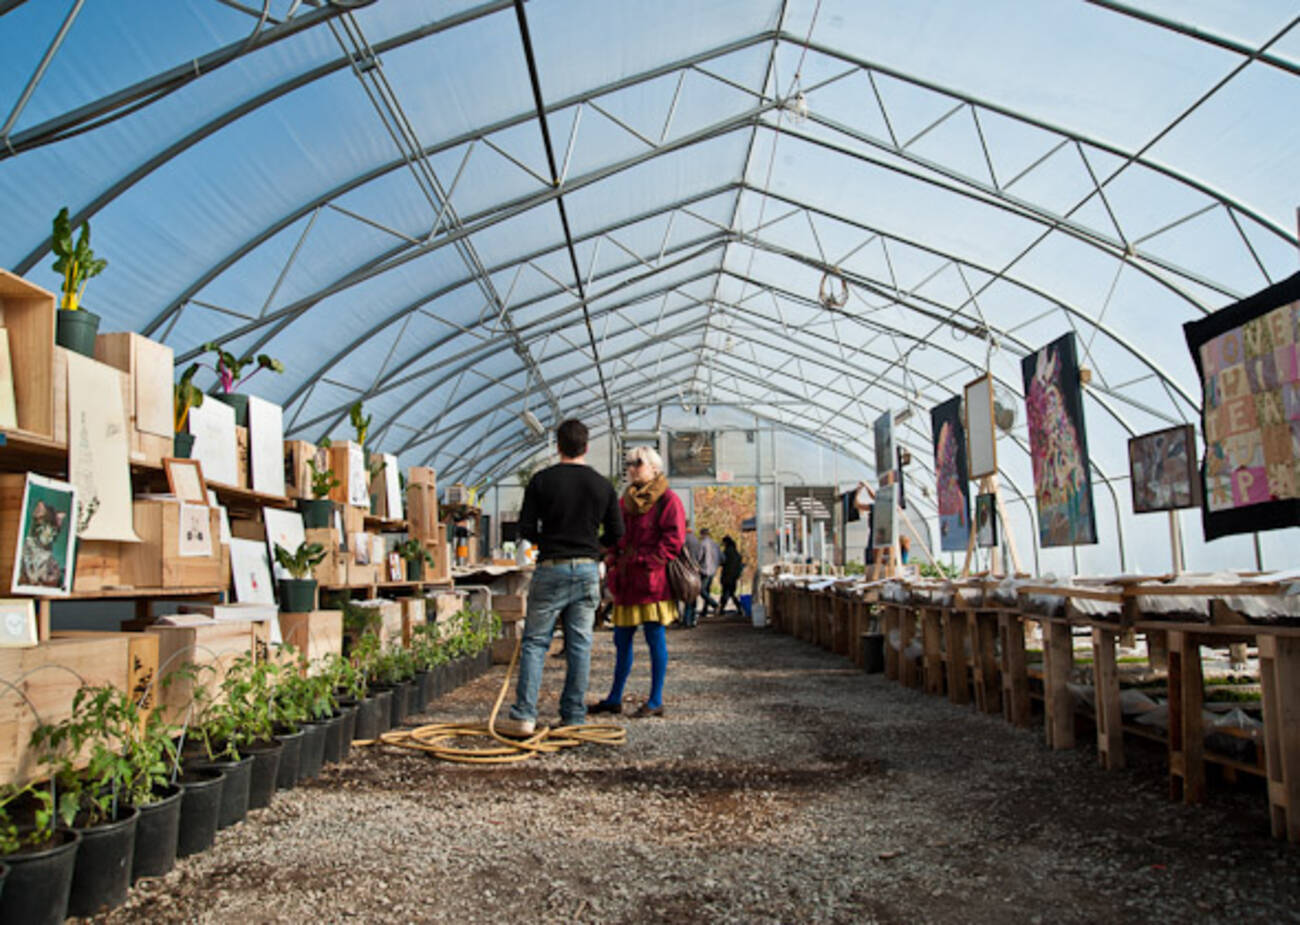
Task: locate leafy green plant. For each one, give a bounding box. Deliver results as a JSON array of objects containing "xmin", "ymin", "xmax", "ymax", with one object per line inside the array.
[
  {"xmin": 308, "ymin": 449, "xmax": 341, "ymax": 500},
  {"xmin": 349, "ymin": 401, "xmax": 371, "ymax": 447},
  {"xmin": 371, "ymin": 642, "xmax": 416, "ymax": 685},
  {"xmin": 274, "ymin": 662, "xmax": 335, "ymax": 730},
  {"xmin": 409, "ymin": 623, "xmax": 449, "ymax": 672},
  {"xmin": 198, "ymin": 342, "xmax": 284, "ymax": 394},
  {"xmin": 317, "ymin": 651, "xmax": 366, "ymax": 701},
  {"xmin": 0, "ymin": 782, "xmax": 56, "ymax": 854},
  {"xmin": 341, "ymin": 600, "xmax": 383, "ymax": 639},
  {"xmin": 394, "ymin": 537, "xmax": 433, "ymax": 567},
  {"xmin": 918, "ymin": 560, "xmax": 958, "ymax": 579},
  {"xmin": 274, "ymin": 541, "xmax": 326, "ymax": 580},
  {"xmin": 50, "ymin": 206, "xmax": 107, "ymax": 312},
  {"xmin": 174, "ymin": 362, "xmax": 204, "ymax": 432}
]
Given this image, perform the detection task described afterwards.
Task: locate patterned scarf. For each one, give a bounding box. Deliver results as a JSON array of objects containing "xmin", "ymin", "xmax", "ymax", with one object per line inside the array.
[{"xmin": 622, "ymin": 472, "xmax": 668, "ymax": 515}]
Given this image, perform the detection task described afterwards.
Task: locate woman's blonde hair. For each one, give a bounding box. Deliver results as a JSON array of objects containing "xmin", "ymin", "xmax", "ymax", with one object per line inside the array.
[{"xmin": 624, "ymin": 444, "xmax": 664, "ymax": 478}]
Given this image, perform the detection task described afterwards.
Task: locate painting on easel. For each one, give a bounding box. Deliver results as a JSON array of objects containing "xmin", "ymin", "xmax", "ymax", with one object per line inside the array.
[
  {"xmin": 930, "ymin": 396, "xmax": 970, "ymax": 552},
  {"xmin": 1021, "ymin": 332, "xmax": 1097, "ymax": 547},
  {"xmin": 975, "ymin": 493, "xmax": 998, "ymax": 548},
  {"xmin": 872, "ymin": 484, "xmax": 897, "ymax": 550},
  {"xmin": 873, "ymin": 411, "xmax": 894, "ymax": 479}
]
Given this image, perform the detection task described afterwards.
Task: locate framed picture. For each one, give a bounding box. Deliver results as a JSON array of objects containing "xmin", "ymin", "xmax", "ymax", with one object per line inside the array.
[
  {"xmin": 177, "ymin": 502, "xmax": 213, "ymax": 558},
  {"xmin": 11, "ymin": 473, "xmax": 78, "ymax": 596},
  {"xmin": 975, "ymin": 493, "xmax": 998, "ymax": 548},
  {"xmin": 667, "ymin": 431, "xmax": 715, "ymax": 478},
  {"xmin": 262, "ymin": 507, "xmax": 306, "ymax": 581},
  {"xmin": 164, "ymin": 457, "xmax": 208, "ymax": 505},
  {"xmin": 1129, "ymin": 424, "xmax": 1201, "ymax": 514},
  {"xmin": 930, "ymin": 395, "xmax": 970, "ymax": 552},
  {"xmin": 1021, "ymin": 332, "xmax": 1097, "ymax": 547},
  {"xmin": 352, "ymin": 532, "xmax": 371, "ymax": 565},
  {"xmin": 0, "ymin": 598, "xmax": 37, "ymax": 647},
  {"xmin": 229, "ymin": 537, "xmax": 275, "ymax": 605},
  {"xmin": 347, "ymin": 442, "xmax": 368, "ymax": 507},
  {"xmin": 188, "ymin": 398, "xmax": 238, "ymax": 486},
  {"xmin": 247, "ymin": 396, "xmax": 286, "ymax": 496},
  {"xmin": 873, "ymin": 411, "xmax": 894, "ymax": 479},
  {"xmin": 388, "ymin": 552, "xmax": 403, "ymax": 582},
  {"xmin": 964, "ymin": 374, "xmax": 997, "ymax": 479}
]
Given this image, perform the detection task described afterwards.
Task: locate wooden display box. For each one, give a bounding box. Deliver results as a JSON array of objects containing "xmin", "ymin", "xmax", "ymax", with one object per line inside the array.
[
  {"xmin": 51, "ymin": 630, "xmax": 159, "ymax": 717},
  {"xmin": 424, "ymin": 524, "xmax": 451, "ymax": 583},
  {"xmin": 399, "ymin": 597, "xmax": 426, "ymax": 646},
  {"xmin": 0, "ymin": 269, "xmax": 56, "ymax": 439},
  {"xmin": 93, "ymin": 331, "xmax": 175, "ymax": 467},
  {"xmin": 144, "ymin": 620, "xmax": 260, "ymax": 725},
  {"xmin": 328, "ymin": 441, "xmax": 364, "ymax": 507},
  {"xmin": 52, "ymin": 346, "xmax": 131, "ymax": 448},
  {"xmin": 495, "ymin": 593, "xmax": 526, "ymax": 620},
  {"xmin": 428, "ymin": 589, "xmax": 465, "ymax": 625},
  {"xmin": 305, "ymin": 526, "xmax": 347, "ymax": 585},
  {"xmin": 407, "ymin": 477, "xmax": 438, "ymax": 540},
  {"xmin": 277, "ymin": 610, "xmax": 343, "ymax": 665},
  {"xmin": 343, "ymin": 503, "xmax": 366, "ymax": 541},
  {"xmin": 0, "ymin": 634, "xmax": 131, "ymax": 785},
  {"xmin": 283, "ymin": 440, "xmax": 320, "ymax": 501},
  {"xmin": 72, "ymin": 539, "xmax": 123, "ymax": 593},
  {"xmin": 352, "ymin": 600, "xmax": 402, "ymax": 645},
  {"xmin": 347, "ymin": 561, "xmax": 379, "ymax": 587},
  {"xmin": 119, "ymin": 500, "xmax": 226, "ymax": 589}
]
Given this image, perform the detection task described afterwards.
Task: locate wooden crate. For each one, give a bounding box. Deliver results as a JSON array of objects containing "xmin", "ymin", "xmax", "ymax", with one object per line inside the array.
[
  {"xmin": 51, "ymin": 630, "xmax": 160, "ymax": 716},
  {"xmin": 428, "ymin": 589, "xmax": 465, "ymax": 625},
  {"xmin": 119, "ymin": 500, "xmax": 226, "ymax": 589},
  {"xmin": 424, "ymin": 524, "xmax": 450, "ymax": 583},
  {"xmin": 72, "ymin": 539, "xmax": 123, "ymax": 593},
  {"xmin": 407, "ymin": 468, "xmax": 438, "ymax": 540},
  {"xmin": 277, "ymin": 610, "xmax": 343, "ymax": 665},
  {"xmin": 343, "ymin": 503, "xmax": 366, "ymax": 542},
  {"xmin": 93, "ymin": 331, "xmax": 175, "ymax": 467},
  {"xmin": 352, "ymin": 600, "xmax": 402, "ymax": 645},
  {"xmin": 145, "ymin": 620, "xmax": 260, "ymax": 725},
  {"xmin": 283, "ymin": 440, "xmax": 321, "ymax": 501},
  {"xmin": 399, "ymin": 597, "xmax": 426, "ymax": 646},
  {"xmin": 52, "ymin": 346, "xmax": 131, "ymax": 448},
  {"xmin": 328, "ymin": 441, "xmax": 365, "ymax": 507},
  {"xmin": 347, "ymin": 561, "xmax": 379, "ymax": 587},
  {"xmin": 305, "ymin": 526, "xmax": 348, "ymax": 586},
  {"xmin": 0, "ymin": 269, "xmax": 56, "ymax": 439},
  {"xmin": 494, "ymin": 593, "xmax": 526, "ymax": 619},
  {"xmin": 0, "ymin": 634, "xmax": 131, "ymax": 785}
]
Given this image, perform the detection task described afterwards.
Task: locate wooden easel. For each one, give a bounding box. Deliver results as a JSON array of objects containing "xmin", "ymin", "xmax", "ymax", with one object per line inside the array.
[
  {"xmin": 867, "ymin": 474, "xmax": 940, "ymax": 580},
  {"xmin": 960, "ymin": 473, "xmax": 1023, "ymax": 578}
]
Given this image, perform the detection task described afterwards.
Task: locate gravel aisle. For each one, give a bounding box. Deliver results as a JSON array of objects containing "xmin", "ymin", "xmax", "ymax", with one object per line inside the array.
[{"xmin": 100, "ymin": 621, "xmax": 1298, "ymax": 924}]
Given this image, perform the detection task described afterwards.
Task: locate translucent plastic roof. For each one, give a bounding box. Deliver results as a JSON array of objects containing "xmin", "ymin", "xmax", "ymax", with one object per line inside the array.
[{"xmin": 2, "ymin": 0, "xmax": 1298, "ymax": 567}]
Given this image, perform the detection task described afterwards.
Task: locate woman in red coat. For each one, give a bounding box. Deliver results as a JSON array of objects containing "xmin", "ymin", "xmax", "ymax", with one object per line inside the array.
[{"xmin": 589, "ymin": 444, "xmax": 685, "ymax": 718}]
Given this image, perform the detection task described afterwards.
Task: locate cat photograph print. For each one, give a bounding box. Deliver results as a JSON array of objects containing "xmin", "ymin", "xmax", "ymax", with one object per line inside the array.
[{"xmin": 12, "ymin": 473, "xmax": 78, "ymax": 596}]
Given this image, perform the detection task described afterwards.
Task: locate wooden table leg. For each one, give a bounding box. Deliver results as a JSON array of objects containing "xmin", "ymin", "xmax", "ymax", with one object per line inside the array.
[
  {"xmin": 922, "ymin": 608, "xmax": 944, "ymax": 696},
  {"xmin": 1000, "ymin": 612, "xmax": 1030, "ymax": 727},
  {"xmin": 1092, "ymin": 626, "xmax": 1124, "ymax": 770},
  {"xmin": 1042, "ymin": 621, "xmax": 1074, "ymax": 750},
  {"xmin": 1259, "ymin": 635, "xmax": 1300, "ymax": 841},
  {"xmin": 945, "ymin": 610, "xmax": 970, "ymax": 706},
  {"xmin": 900, "ymin": 607, "xmax": 918, "ymax": 689},
  {"xmin": 972, "ymin": 610, "xmax": 1001, "ymax": 714},
  {"xmin": 884, "ymin": 605, "xmax": 900, "ymax": 681},
  {"xmin": 1167, "ymin": 630, "xmax": 1206, "ymax": 804}
]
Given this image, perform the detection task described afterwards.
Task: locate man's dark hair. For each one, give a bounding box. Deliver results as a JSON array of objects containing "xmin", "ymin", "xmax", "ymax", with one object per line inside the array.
[{"xmin": 556, "ymin": 419, "xmax": 588, "ymax": 458}]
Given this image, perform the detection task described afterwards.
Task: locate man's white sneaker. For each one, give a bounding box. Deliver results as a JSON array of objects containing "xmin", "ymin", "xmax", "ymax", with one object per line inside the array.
[{"xmin": 494, "ymin": 715, "xmax": 536, "ymax": 737}]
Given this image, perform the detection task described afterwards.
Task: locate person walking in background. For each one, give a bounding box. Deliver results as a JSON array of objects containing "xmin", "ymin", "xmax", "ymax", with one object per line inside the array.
[
  {"xmin": 680, "ymin": 526, "xmax": 703, "ymax": 628},
  {"xmin": 717, "ymin": 535, "xmax": 743, "ymax": 617},
  {"xmin": 496, "ymin": 419, "xmax": 623, "ymax": 737},
  {"xmin": 697, "ymin": 527, "xmax": 721, "ymax": 618},
  {"xmin": 590, "ymin": 445, "xmax": 685, "ymax": 718}
]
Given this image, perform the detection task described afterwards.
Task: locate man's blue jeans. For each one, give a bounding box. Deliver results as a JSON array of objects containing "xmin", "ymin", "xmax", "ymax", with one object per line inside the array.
[{"xmin": 509, "ymin": 561, "xmax": 600, "ymax": 725}]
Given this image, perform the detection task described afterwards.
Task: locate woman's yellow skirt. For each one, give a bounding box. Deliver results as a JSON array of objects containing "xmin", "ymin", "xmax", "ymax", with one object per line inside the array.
[{"xmin": 610, "ymin": 600, "xmax": 677, "ymax": 628}]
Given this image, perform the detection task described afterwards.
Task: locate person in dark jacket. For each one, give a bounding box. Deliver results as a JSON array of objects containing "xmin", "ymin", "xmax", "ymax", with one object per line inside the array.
[
  {"xmin": 589, "ymin": 445, "xmax": 685, "ymax": 718},
  {"xmin": 717, "ymin": 535, "xmax": 743, "ymax": 616}
]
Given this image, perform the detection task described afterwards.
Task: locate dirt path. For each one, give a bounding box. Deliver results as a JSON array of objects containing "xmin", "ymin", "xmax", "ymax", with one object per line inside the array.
[{"xmin": 101, "ymin": 620, "xmax": 1298, "ymax": 924}]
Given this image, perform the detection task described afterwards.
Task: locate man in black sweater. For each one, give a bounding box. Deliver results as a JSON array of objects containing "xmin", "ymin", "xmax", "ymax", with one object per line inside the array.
[{"xmin": 496, "ymin": 419, "xmax": 623, "ymax": 736}]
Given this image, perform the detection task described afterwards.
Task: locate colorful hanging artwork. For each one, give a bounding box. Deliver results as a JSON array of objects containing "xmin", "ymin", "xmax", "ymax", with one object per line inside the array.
[
  {"xmin": 1021, "ymin": 332, "xmax": 1097, "ymax": 547},
  {"xmin": 1183, "ymin": 271, "xmax": 1300, "ymax": 540},
  {"xmin": 930, "ymin": 396, "xmax": 970, "ymax": 552},
  {"xmin": 1128, "ymin": 424, "xmax": 1200, "ymax": 514}
]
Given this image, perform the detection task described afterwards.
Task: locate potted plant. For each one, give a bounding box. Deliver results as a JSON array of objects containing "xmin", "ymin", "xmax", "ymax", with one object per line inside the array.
[
  {"xmin": 298, "ymin": 438, "xmax": 339, "ymax": 528},
  {"xmin": 316, "ymin": 652, "xmax": 364, "ymax": 762},
  {"xmin": 29, "ymin": 684, "xmax": 146, "ymax": 918},
  {"xmin": 50, "ymin": 206, "xmax": 108, "ymax": 357},
  {"xmin": 195, "ymin": 341, "xmax": 284, "ymax": 425},
  {"xmin": 0, "ymin": 782, "xmax": 78, "ymax": 925},
  {"xmin": 395, "ymin": 537, "xmax": 434, "ymax": 581},
  {"xmin": 274, "ymin": 541, "xmax": 326, "ymax": 613},
  {"xmin": 173, "ymin": 362, "xmax": 204, "ymax": 458},
  {"xmin": 349, "ymin": 401, "xmax": 371, "ymax": 449}
]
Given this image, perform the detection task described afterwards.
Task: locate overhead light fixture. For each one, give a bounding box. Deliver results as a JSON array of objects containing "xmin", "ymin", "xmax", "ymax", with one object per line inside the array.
[{"xmin": 520, "ymin": 409, "xmax": 545, "ymax": 437}]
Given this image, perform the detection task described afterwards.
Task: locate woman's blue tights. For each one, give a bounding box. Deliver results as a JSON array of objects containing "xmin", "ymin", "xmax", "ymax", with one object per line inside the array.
[{"xmin": 605, "ymin": 622, "xmax": 668, "ymax": 709}]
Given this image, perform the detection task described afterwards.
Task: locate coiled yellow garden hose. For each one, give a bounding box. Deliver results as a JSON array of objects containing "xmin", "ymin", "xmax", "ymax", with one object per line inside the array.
[{"xmin": 363, "ymin": 636, "xmax": 626, "ymax": 764}]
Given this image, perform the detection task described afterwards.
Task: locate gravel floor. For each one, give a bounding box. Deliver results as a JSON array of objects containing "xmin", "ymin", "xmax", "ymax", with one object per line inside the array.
[{"xmin": 97, "ymin": 619, "xmax": 1298, "ymax": 924}]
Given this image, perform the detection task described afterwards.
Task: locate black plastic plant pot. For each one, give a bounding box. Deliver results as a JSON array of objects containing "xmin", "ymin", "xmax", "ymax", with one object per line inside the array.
[
  {"xmin": 322, "ymin": 709, "xmax": 350, "ymax": 765},
  {"xmin": 278, "ymin": 578, "xmax": 317, "ymax": 613},
  {"xmin": 389, "ymin": 681, "xmax": 411, "ymax": 727},
  {"xmin": 861, "ymin": 633, "xmax": 885, "ymax": 674},
  {"xmin": 68, "ymin": 804, "xmax": 140, "ymax": 918},
  {"xmin": 406, "ymin": 558, "xmax": 424, "ymax": 581},
  {"xmin": 274, "ymin": 728, "xmax": 305, "ymax": 791},
  {"xmin": 176, "ymin": 769, "xmax": 224, "ymax": 858},
  {"xmin": 55, "ymin": 307, "xmax": 100, "ymax": 358},
  {"xmin": 353, "ymin": 695, "xmax": 381, "ymax": 741},
  {"xmin": 0, "ymin": 827, "xmax": 80, "ymax": 925},
  {"xmin": 297, "ymin": 497, "xmax": 334, "ymax": 529},
  {"xmin": 245, "ymin": 740, "xmax": 284, "ymax": 809},
  {"xmin": 173, "ymin": 430, "xmax": 195, "ymax": 458},
  {"xmin": 132, "ymin": 784, "xmax": 183, "ymax": 883},
  {"xmin": 198, "ymin": 754, "xmax": 252, "ymax": 829},
  {"xmin": 372, "ymin": 688, "xmax": 394, "ymax": 736},
  {"xmin": 298, "ymin": 720, "xmax": 328, "ymax": 780},
  {"xmin": 0, "ymin": 860, "xmax": 7, "ymax": 902},
  {"xmin": 336, "ymin": 703, "xmax": 358, "ymax": 761},
  {"xmin": 413, "ymin": 670, "xmax": 431, "ymax": 712},
  {"xmin": 212, "ymin": 391, "xmax": 249, "ymax": 426}
]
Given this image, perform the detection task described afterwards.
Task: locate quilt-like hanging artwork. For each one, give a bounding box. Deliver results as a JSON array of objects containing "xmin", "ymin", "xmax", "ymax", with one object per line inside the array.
[
  {"xmin": 1021, "ymin": 332, "xmax": 1097, "ymax": 547},
  {"xmin": 930, "ymin": 396, "xmax": 970, "ymax": 552},
  {"xmin": 1183, "ymin": 271, "xmax": 1300, "ymax": 540}
]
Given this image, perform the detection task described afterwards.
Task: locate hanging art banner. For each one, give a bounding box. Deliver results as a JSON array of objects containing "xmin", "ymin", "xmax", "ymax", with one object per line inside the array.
[
  {"xmin": 873, "ymin": 410, "xmax": 894, "ymax": 478},
  {"xmin": 1021, "ymin": 332, "xmax": 1097, "ymax": 547},
  {"xmin": 930, "ymin": 396, "xmax": 970, "ymax": 551},
  {"xmin": 1183, "ymin": 270, "xmax": 1300, "ymax": 540}
]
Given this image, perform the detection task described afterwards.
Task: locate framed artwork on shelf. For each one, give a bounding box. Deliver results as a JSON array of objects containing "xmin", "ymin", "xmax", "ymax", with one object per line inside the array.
[
  {"xmin": 177, "ymin": 501, "xmax": 213, "ymax": 558},
  {"xmin": 263, "ymin": 507, "xmax": 306, "ymax": 581},
  {"xmin": 247, "ymin": 395, "xmax": 286, "ymax": 497},
  {"xmin": 229, "ymin": 537, "xmax": 275, "ymax": 605},
  {"xmin": 930, "ymin": 395, "xmax": 970, "ymax": 552},
  {"xmin": 387, "ymin": 552, "xmax": 402, "ymax": 583},
  {"xmin": 1021, "ymin": 332, "xmax": 1097, "ymax": 547},
  {"xmin": 975, "ymin": 493, "xmax": 998, "ymax": 548},
  {"xmin": 187, "ymin": 397, "xmax": 238, "ymax": 486},
  {"xmin": 964, "ymin": 374, "xmax": 997, "ymax": 479},
  {"xmin": 1128, "ymin": 424, "xmax": 1201, "ymax": 514},
  {"xmin": 11, "ymin": 473, "xmax": 78, "ymax": 596},
  {"xmin": 0, "ymin": 598, "xmax": 37, "ymax": 647},
  {"xmin": 164, "ymin": 457, "xmax": 208, "ymax": 505}
]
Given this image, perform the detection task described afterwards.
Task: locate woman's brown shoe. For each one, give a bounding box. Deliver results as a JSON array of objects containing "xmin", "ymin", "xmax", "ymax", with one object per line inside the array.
[
  {"xmin": 631, "ymin": 704, "xmax": 664, "ymax": 718},
  {"xmin": 588, "ymin": 700, "xmax": 622, "ymax": 715}
]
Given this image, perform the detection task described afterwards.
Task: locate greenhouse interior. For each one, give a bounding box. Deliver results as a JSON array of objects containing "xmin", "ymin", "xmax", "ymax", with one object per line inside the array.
[{"xmin": 0, "ymin": 1, "xmax": 1298, "ymax": 922}]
